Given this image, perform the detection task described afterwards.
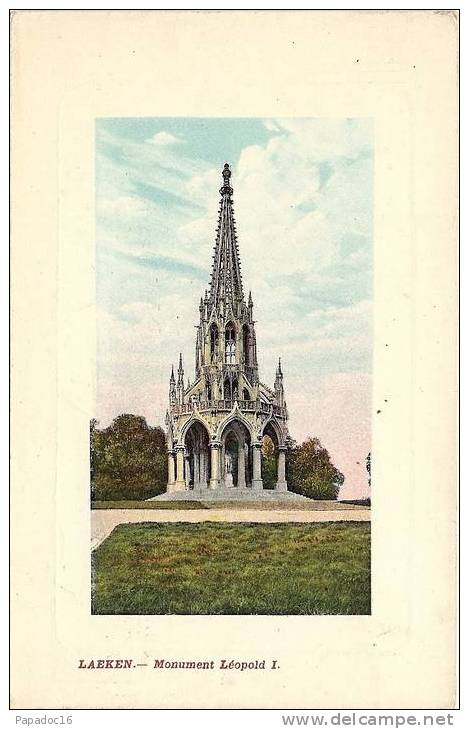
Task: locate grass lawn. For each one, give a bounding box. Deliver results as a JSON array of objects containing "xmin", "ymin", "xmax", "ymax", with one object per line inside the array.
[
  {"xmin": 91, "ymin": 500, "xmax": 208, "ymax": 510},
  {"xmin": 91, "ymin": 499, "xmax": 369, "ymax": 511},
  {"xmin": 200, "ymin": 500, "xmax": 368, "ymax": 511},
  {"xmin": 92, "ymin": 522, "xmax": 371, "ymax": 615}
]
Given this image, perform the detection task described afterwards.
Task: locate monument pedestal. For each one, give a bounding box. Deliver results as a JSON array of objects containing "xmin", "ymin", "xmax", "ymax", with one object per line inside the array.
[{"xmin": 151, "ymin": 487, "xmax": 311, "ymax": 504}]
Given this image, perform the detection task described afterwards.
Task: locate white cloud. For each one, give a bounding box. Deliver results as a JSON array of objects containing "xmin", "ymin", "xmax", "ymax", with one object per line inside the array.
[
  {"xmin": 146, "ymin": 131, "xmax": 183, "ymax": 146},
  {"xmin": 263, "ymin": 120, "xmax": 282, "ymax": 133},
  {"xmin": 97, "ymin": 127, "xmax": 206, "ymax": 205},
  {"xmin": 98, "ymin": 195, "xmax": 150, "ymax": 217},
  {"xmin": 272, "ymin": 118, "xmax": 373, "ymax": 161},
  {"xmin": 232, "ymin": 128, "xmax": 368, "ymax": 290}
]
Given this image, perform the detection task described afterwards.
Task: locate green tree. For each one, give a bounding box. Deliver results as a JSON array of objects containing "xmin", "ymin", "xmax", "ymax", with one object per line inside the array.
[
  {"xmin": 288, "ymin": 437, "xmax": 344, "ymax": 500},
  {"xmin": 90, "ymin": 414, "xmax": 167, "ymax": 501}
]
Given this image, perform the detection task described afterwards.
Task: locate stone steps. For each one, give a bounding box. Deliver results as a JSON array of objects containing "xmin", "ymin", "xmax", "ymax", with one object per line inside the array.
[{"xmin": 150, "ymin": 488, "xmax": 312, "ymax": 502}]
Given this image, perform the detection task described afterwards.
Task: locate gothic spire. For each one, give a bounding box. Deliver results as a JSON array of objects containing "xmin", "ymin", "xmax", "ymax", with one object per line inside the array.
[
  {"xmin": 177, "ymin": 353, "xmax": 184, "ymax": 382},
  {"xmin": 176, "ymin": 354, "xmax": 184, "ymax": 405},
  {"xmin": 169, "ymin": 365, "xmax": 176, "ymax": 406},
  {"xmin": 209, "ymin": 163, "xmax": 244, "ymax": 308},
  {"xmin": 275, "ymin": 357, "xmax": 285, "ymax": 406}
]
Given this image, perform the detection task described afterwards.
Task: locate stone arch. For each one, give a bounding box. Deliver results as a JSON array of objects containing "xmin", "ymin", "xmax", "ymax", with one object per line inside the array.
[
  {"xmin": 260, "ymin": 417, "xmax": 288, "ymax": 492},
  {"xmin": 179, "ymin": 413, "xmax": 212, "ymax": 445},
  {"xmin": 216, "ymin": 409, "xmax": 255, "ymax": 442},
  {"xmin": 220, "ymin": 417, "xmax": 251, "ymax": 443},
  {"xmin": 219, "ymin": 417, "xmax": 252, "ymax": 488},
  {"xmin": 261, "ymin": 416, "xmax": 285, "ymax": 448},
  {"xmin": 261, "ymin": 427, "xmax": 278, "ymax": 490},
  {"xmin": 183, "ymin": 419, "xmax": 211, "ymax": 490}
]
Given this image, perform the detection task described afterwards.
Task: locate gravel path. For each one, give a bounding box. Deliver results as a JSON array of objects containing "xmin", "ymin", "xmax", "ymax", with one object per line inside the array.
[{"xmin": 91, "ymin": 508, "xmax": 371, "ymax": 551}]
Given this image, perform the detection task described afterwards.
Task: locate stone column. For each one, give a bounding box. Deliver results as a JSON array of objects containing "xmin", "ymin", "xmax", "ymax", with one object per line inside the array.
[
  {"xmin": 251, "ymin": 442, "xmax": 263, "ymax": 490},
  {"xmin": 174, "ymin": 446, "xmax": 186, "ymax": 491},
  {"xmin": 167, "ymin": 450, "xmax": 176, "ymax": 491},
  {"xmin": 184, "ymin": 454, "xmax": 191, "ymax": 489},
  {"xmin": 220, "ymin": 443, "xmax": 225, "ymax": 488},
  {"xmin": 199, "ymin": 449, "xmax": 208, "ymax": 489},
  {"xmin": 237, "ymin": 440, "xmax": 246, "ymax": 488},
  {"xmin": 193, "ymin": 451, "xmax": 200, "ymax": 490},
  {"xmin": 276, "ymin": 447, "xmax": 288, "ymax": 491},
  {"xmin": 209, "ymin": 442, "xmax": 221, "ymax": 489}
]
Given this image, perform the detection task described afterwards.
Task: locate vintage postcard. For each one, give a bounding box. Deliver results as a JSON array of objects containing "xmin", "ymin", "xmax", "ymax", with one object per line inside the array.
[{"xmin": 11, "ymin": 10, "xmax": 458, "ymax": 709}]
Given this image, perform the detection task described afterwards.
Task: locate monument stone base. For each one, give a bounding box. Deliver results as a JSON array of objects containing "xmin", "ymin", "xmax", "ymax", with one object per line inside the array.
[{"xmin": 150, "ymin": 488, "xmax": 312, "ymax": 503}]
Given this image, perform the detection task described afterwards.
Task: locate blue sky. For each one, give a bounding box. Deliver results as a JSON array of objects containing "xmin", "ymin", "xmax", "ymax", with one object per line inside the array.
[{"xmin": 95, "ymin": 117, "xmax": 373, "ymax": 495}]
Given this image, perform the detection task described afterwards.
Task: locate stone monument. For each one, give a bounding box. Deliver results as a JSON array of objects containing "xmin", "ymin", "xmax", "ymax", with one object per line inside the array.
[{"xmin": 156, "ymin": 163, "xmax": 308, "ymax": 502}]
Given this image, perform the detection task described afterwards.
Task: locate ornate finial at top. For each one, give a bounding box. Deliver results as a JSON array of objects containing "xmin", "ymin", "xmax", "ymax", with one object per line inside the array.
[
  {"xmin": 278, "ymin": 357, "xmax": 283, "ymax": 376},
  {"xmin": 220, "ymin": 162, "xmax": 233, "ymax": 196}
]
